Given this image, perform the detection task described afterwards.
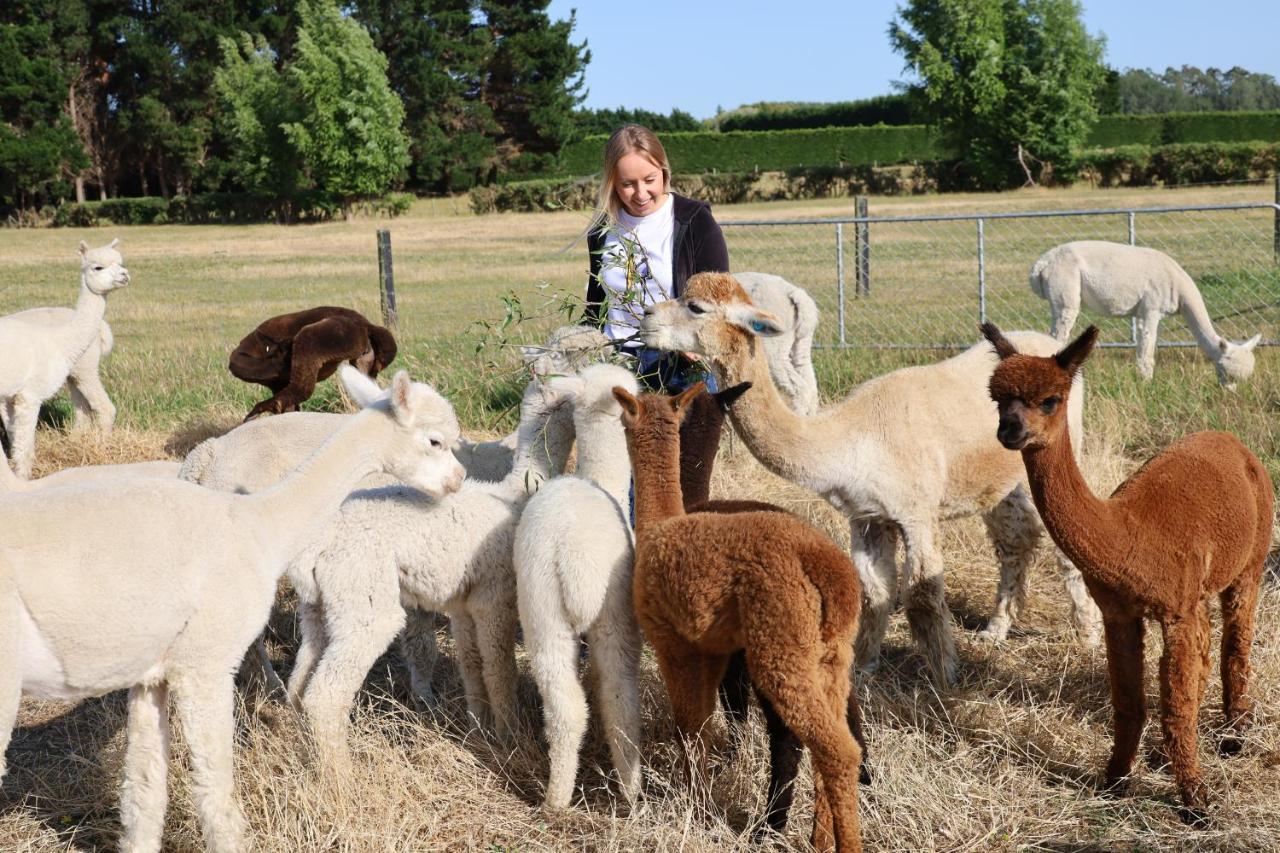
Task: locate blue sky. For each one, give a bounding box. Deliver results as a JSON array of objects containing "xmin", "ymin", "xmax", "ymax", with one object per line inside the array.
[{"xmin": 546, "ymin": 0, "xmax": 1280, "ymax": 119}]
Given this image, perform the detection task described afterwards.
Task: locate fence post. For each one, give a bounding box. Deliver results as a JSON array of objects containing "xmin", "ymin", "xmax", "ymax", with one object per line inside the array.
[
  {"xmin": 377, "ymin": 229, "xmax": 398, "ymax": 331},
  {"xmin": 977, "ymin": 218, "xmax": 987, "ymax": 324},
  {"xmin": 1128, "ymin": 211, "xmax": 1138, "ymax": 345},
  {"xmin": 835, "ymin": 223, "xmax": 846, "ymax": 345},
  {"xmin": 1274, "ymin": 174, "xmax": 1279, "ymax": 265},
  {"xmin": 855, "ymin": 195, "xmax": 870, "ymax": 297}
]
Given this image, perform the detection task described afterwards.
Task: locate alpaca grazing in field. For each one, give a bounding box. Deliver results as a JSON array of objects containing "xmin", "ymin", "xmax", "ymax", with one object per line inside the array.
[
  {"xmin": 229, "ymin": 305, "xmax": 397, "ymax": 421},
  {"xmin": 1029, "ymin": 241, "xmax": 1261, "ymax": 387},
  {"xmin": 982, "ymin": 322, "xmax": 1273, "ymax": 825},
  {"xmin": 0, "ymin": 239, "xmax": 130, "ymax": 478},
  {"xmin": 617, "ymin": 383, "xmax": 867, "ymax": 852},
  {"xmin": 640, "ymin": 271, "xmax": 1100, "ymax": 686},
  {"xmin": 0, "ymin": 366, "xmax": 464, "ymax": 853}
]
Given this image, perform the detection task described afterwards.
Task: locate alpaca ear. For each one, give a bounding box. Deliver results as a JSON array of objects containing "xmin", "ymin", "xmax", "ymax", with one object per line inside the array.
[
  {"xmin": 612, "ymin": 386, "xmax": 640, "ymax": 426},
  {"xmin": 1240, "ymin": 334, "xmax": 1262, "ymax": 352},
  {"xmin": 78, "ymin": 240, "xmax": 88, "ymax": 256},
  {"xmin": 519, "ymin": 345, "xmax": 541, "ymax": 364},
  {"xmin": 339, "ymin": 363, "xmax": 386, "ymax": 408},
  {"xmin": 388, "ymin": 370, "xmax": 415, "ymax": 424},
  {"xmin": 713, "ymin": 381, "xmax": 752, "ymax": 411},
  {"xmin": 724, "ymin": 304, "xmax": 783, "ymax": 337},
  {"xmin": 980, "ymin": 322, "xmax": 1018, "ymax": 360},
  {"xmin": 108, "ymin": 237, "xmax": 120, "ymax": 249},
  {"xmin": 1054, "ymin": 325, "xmax": 1099, "ymax": 376},
  {"xmin": 672, "ymin": 382, "xmax": 706, "ymax": 420}
]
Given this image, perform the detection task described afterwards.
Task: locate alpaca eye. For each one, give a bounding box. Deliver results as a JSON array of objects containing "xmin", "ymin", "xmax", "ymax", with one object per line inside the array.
[
  {"xmin": 687, "ymin": 303, "xmax": 706, "ymax": 315},
  {"xmin": 429, "ymin": 438, "xmax": 443, "ymax": 450},
  {"xmin": 1040, "ymin": 396, "xmax": 1060, "ymax": 414},
  {"xmin": 751, "ymin": 321, "xmax": 768, "ymax": 333}
]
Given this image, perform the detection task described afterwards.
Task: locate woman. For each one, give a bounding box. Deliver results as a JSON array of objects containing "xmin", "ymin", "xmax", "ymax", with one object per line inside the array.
[{"xmin": 582, "ymin": 124, "xmax": 729, "ymax": 391}]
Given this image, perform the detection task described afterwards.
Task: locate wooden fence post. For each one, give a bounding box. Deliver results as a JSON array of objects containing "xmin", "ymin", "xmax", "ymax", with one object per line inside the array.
[
  {"xmin": 377, "ymin": 229, "xmax": 398, "ymax": 331},
  {"xmin": 855, "ymin": 195, "xmax": 870, "ymax": 297}
]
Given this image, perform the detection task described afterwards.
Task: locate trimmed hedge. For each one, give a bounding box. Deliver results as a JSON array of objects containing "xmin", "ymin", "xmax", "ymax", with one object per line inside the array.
[
  {"xmin": 1075, "ymin": 141, "xmax": 1279, "ymax": 187},
  {"xmin": 558, "ymin": 125, "xmax": 946, "ymax": 176},
  {"xmin": 718, "ymin": 96, "xmax": 919, "ymax": 132},
  {"xmin": 46, "ymin": 192, "xmax": 414, "ymax": 227},
  {"xmin": 1087, "ymin": 111, "xmax": 1280, "ymax": 148}
]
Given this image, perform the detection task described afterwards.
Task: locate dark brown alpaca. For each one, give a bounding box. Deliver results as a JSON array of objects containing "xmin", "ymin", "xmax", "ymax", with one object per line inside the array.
[
  {"xmin": 982, "ymin": 322, "xmax": 1274, "ymax": 825},
  {"xmin": 229, "ymin": 306, "xmax": 397, "ymax": 421},
  {"xmin": 616, "ymin": 382, "xmax": 866, "ymax": 852}
]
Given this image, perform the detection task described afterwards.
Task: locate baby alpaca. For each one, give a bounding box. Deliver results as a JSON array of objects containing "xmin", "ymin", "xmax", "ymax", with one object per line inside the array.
[
  {"xmin": 0, "ymin": 239, "xmax": 130, "ymax": 478},
  {"xmin": 1030, "ymin": 241, "xmax": 1261, "ymax": 386},
  {"xmin": 514, "ymin": 363, "xmax": 641, "ymax": 808},
  {"xmin": 983, "ymin": 322, "xmax": 1273, "ymax": 825},
  {"xmin": 4, "ymin": 307, "xmax": 115, "ymax": 431},
  {"xmin": 0, "ymin": 366, "xmax": 464, "ymax": 852},
  {"xmin": 617, "ymin": 383, "xmax": 866, "ymax": 852}
]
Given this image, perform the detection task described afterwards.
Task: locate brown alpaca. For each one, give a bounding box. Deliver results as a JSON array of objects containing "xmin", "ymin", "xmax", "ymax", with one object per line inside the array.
[
  {"xmin": 616, "ymin": 383, "xmax": 866, "ymax": 852},
  {"xmin": 679, "ymin": 382, "xmax": 871, "ymax": 839},
  {"xmin": 229, "ymin": 306, "xmax": 397, "ymax": 421},
  {"xmin": 982, "ymin": 322, "xmax": 1274, "ymax": 825}
]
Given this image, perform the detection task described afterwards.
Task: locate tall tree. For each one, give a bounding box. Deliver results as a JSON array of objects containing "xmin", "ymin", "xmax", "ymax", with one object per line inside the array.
[
  {"xmin": 354, "ymin": 0, "xmax": 500, "ymax": 193},
  {"xmin": 480, "ymin": 0, "xmax": 589, "ymax": 175},
  {"xmin": 890, "ymin": 0, "xmax": 1106, "ymax": 188},
  {"xmin": 1119, "ymin": 66, "xmax": 1280, "ymax": 114}
]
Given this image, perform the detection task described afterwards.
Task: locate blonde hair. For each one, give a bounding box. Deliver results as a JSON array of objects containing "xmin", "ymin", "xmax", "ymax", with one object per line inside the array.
[{"xmin": 590, "ymin": 125, "xmax": 671, "ymax": 233}]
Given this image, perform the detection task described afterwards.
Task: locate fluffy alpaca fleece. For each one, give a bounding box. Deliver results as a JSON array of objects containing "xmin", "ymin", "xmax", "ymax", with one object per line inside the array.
[
  {"xmin": 284, "ymin": 377, "xmax": 578, "ymax": 768},
  {"xmin": 0, "ymin": 459, "xmax": 177, "ymax": 494},
  {"xmin": 1029, "ymin": 241, "xmax": 1261, "ymax": 386},
  {"xmin": 0, "ymin": 366, "xmax": 464, "ymax": 853},
  {"xmin": 983, "ymin": 322, "xmax": 1274, "ymax": 825},
  {"xmin": 514, "ymin": 363, "xmax": 642, "ymax": 808},
  {"xmin": 229, "ymin": 306, "xmax": 398, "ymax": 421},
  {"xmin": 0, "ymin": 239, "xmax": 130, "ymax": 478},
  {"xmin": 3, "ymin": 307, "xmax": 115, "ymax": 430},
  {"xmin": 639, "ymin": 271, "xmax": 1100, "ymax": 686},
  {"xmin": 735, "ymin": 272, "xmax": 821, "ymax": 415},
  {"xmin": 617, "ymin": 384, "xmax": 867, "ymax": 853}
]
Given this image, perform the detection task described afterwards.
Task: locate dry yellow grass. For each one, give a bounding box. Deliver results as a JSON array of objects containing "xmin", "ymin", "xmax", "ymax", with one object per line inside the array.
[{"xmin": 1, "ymin": 184, "xmax": 1278, "ymax": 850}]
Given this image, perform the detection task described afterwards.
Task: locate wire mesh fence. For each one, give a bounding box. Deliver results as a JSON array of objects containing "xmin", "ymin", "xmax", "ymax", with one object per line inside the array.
[{"xmin": 721, "ymin": 201, "xmax": 1280, "ymax": 349}]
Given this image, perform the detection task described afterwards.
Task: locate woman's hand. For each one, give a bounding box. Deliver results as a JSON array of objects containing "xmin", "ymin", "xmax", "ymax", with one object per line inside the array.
[{"xmin": 682, "ymin": 351, "xmax": 702, "ymax": 363}]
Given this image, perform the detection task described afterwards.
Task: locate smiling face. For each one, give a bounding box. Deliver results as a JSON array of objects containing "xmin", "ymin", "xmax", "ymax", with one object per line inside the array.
[{"xmin": 613, "ymin": 152, "xmax": 668, "ymax": 218}]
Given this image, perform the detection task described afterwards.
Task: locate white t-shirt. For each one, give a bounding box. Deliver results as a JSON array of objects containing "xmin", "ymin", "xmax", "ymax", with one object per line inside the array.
[{"xmin": 597, "ymin": 193, "xmax": 676, "ymax": 347}]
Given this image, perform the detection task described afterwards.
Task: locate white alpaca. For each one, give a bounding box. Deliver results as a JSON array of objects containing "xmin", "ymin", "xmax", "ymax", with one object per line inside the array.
[
  {"xmin": 0, "ymin": 239, "xmax": 130, "ymax": 478},
  {"xmin": 640, "ymin": 272, "xmax": 1101, "ymax": 686},
  {"xmin": 514, "ymin": 363, "xmax": 642, "ymax": 808},
  {"xmin": 4, "ymin": 308, "xmax": 115, "ymax": 430},
  {"xmin": 0, "ymin": 458, "xmax": 177, "ymax": 493},
  {"xmin": 0, "ymin": 366, "xmax": 464, "ymax": 853},
  {"xmin": 736, "ymin": 272, "xmax": 821, "ymax": 415},
  {"xmin": 1030, "ymin": 241, "xmax": 1261, "ymax": 387},
  {"xmin": 285, "ymin": 377, "xmax": 578, "ymax": 767}
]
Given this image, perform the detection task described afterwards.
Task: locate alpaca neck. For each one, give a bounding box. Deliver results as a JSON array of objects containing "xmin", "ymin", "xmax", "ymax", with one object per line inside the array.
[
  {"xmin": 709, "ymin": 339, "xmax": 818, "ymax": 483},
  {"xmin": 246, "ymin": 408, "xmax": 390, "ymax": 567},
  {"xmin": 574, "ymin": 414, "xmax": 632, "ymax": 508},
  {"xmin": 628, "ymin": 424, "xmax": 686, "ymax": 534},
  {"xmin": 1173, "ymin": 268, "xmax": 1225, "ymax": 357},
  {"xmin": 506, "ymin": 405, "xmax": 574, "ymax": 492},
  {"xmin": 49, "ymin": 275, "xmax": 108, "ymax": 366},
  {"xmin": 1021, "ymin": 430, "xmax": 1135, "ymax": 592}
]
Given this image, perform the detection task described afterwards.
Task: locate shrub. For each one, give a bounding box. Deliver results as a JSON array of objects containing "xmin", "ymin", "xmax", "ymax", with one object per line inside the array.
[
  {"xmin": 1074, "ymin": 141, "xmax": 1279, "ymax": 187},
  {"xmin": 718, "ymin": 96, "xmax": 921, "ymax": 132}
]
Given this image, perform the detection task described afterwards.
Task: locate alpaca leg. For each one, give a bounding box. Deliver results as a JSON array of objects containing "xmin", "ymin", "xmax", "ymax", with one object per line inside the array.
[
  {"xmin": 1219, "ymin": 576, "xmax": 1261, "ymax": 754},
  {"xmin": 1048, "ymin": 289, "xmax": 1080, "ymax": 342},
  {"xmin": 1058, "ymin": 554, "xmax": 1102, "ymax": 648},
  {"xmin": 755, "ymin": 689, "xmax": 803, "ymax": 839},
  {"xmin": 900, "ymin": 522, "xmax": 956, "ymax": 686},
  {"xmin": 237, "ymin": 637, "xmax": 285, "ymax": 699},
  {"xmin": 469, "ymin": 591, "xmax": 520, "ymax": 742},
  {"xmin": 8, "ymin": 394, "xmax": 39, "ymax": 479},
  {"xmin": 119, "ymin": 683, "xmax": 171, "ymax": 853},
  {"xmin": 301, "ymin": 604, "xmax": 405, "ymax": 772},
  {"xmin": 448, "ymin": 610, "xmax": 490, "ymax": 729},
  {"xmin": 718, "ymin": 651, "xmax": 751, "ymax": 752},
  {"xmin": 977, "ymin": 487, "xmax": 1042, "ymax": 643},
  {"xmin": 398, "ymin": 608, "xmax": 440, "ymax": 709},
  {"xmin": 66, "ymin": 359, "xmax": 115, "ymax": 432},
  {"xmin": 1101, "ymin": 616, "xmax": 1146, "ymax": 790},
  {"xmin": 851, "ymin": 519, "xmax": 898, "ymax": 674},
  {"xmin": 170, "ymin": 675, "xmax": 246, "ymax": 853},
  {"xmin": 650, "ymin": 632, "xmax": 728, "ymax": 793},
  {"xmin": 527, "ymin": 619, "xmax": 589, "ymax": 808},
  {"xmin": 286, "ymin": 599, "xmax": 328, "ymax": 705},
  {"xmin": 1134, "ymin": 309, "xmax": 1162, "ymax": 380},
  {"xmin": 0, "ymin": 588, "xmax": 19, "ymax": 782},
  {"xmin": 588, "ymin": 615, "xmax": 643, "ymax": 805},
  {"xmin": 1158, "ymin": 618, "xmax": 1210, "ymax": 823}
]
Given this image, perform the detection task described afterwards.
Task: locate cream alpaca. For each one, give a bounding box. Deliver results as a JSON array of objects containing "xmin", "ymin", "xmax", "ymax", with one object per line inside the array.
[
  {"xmin": 4, "ymin": 307, "xmax": 115, "ymax": 430},
  {"xmin": 736, "ymin": 271, "xmax": 821, "ymax": 415},
  {"xmin": 1030, "ymin": 241, "xmax": 1260, "ymax": 386},
  {"xmin": 640, "ymin": 271, "xmax": 1100, "ymax": 685},
  {"xmin": 513, "ymin": 363, "xmax": 642, "ymax": 808},
  {"xmin": 285, "ymin": 377, "xmax": 577, "ymax": 766},
  {"xmin": 0, "ymin": 366, "xmax": 464, "ymax": 853},
  {"xmin": 0, "ymin": 239, "xmax": 130, "ymax": 478}
]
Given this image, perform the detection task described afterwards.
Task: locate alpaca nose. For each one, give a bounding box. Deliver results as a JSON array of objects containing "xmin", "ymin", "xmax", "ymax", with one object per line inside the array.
[{"xmin": 997, "ymin": 415, "xmax": 1027, "ymax": 449}]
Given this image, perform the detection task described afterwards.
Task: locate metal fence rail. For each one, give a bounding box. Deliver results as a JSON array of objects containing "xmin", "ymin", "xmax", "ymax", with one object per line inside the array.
[{"xmin": 721, "ymin": 201, "xmax": 1280, "ymax": 349}]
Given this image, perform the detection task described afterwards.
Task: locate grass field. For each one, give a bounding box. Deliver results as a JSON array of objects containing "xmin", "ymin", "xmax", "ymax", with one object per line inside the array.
[{"xmin": 0, "ymin": 183, "xmax": 1278, "ymax": 851}]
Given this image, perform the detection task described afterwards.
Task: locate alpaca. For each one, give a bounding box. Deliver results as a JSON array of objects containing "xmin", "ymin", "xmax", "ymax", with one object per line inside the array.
[
  {"xmin": 982, "ymin": 322, "xmax": 1273, "ymax": 825},
  {"xmin": 285, "ymin": 376, "xmax": 578, "ymax": 766},
  {"xmin": 617, "ymin": 383, "xmax": 867, "ymax": 852},
  {"xmin": 0, "ymin": 458, "xmax": 177, "ymax": 493},
  {"xmin": 4, "ymin": 307, "xmax": 115, "ymax": 430},
  {"xmin": 639, "ymin": 271, "xmax": 1100, "ymax": 686},
  {"xmin": 0, "ymin": 239, "xmax": 130, "ymax": 478},
  {"xmin": 736, "ymin": 272, "xmax": 821, "ymax": 415},
  {"xmin": 0, "ymin": 365, "xmax": 465, "ymax": 852},
  {"xmin": 229, "ymin": 306, "xmax": 397, "ymax": 421},
  {"xmin": 1029, "ymin": 241, "xmax": 1261, "ymax": 387}
]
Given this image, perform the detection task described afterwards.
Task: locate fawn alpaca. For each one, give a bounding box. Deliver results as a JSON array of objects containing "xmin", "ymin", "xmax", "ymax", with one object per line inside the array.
[
  {"xmin": 982, "ymin": 323, "xmax": 1273, "ymax": 825},
  {"xmin": 616, "ymin": 383, "xmax": 866, "ymax": 852}
]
